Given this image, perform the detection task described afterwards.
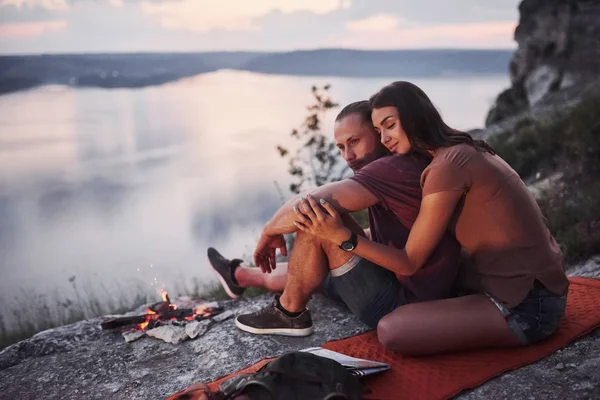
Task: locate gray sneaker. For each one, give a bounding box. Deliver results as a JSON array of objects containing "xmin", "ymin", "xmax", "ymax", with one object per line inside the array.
[
  {"xmin": 207, "ymin": 247, "xmax": 245, "ymax": 299},
  {"xmin": 235, "ymin": 296, "xmax": 314, "ymax": 337}
]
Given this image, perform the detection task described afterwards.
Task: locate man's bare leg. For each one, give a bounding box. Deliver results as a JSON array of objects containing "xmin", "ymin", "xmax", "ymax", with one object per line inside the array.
[
  {"xmin": 234, "ymin": 219, "xmax": 364, "ymax": 336},
  {"xmin": 235, "ymin": 213, "xmax": 365, "ymax": 296},
  {"xmin": 279, "ymin": 224, "xmax": 364, "ymax": 313},
  {"xmin": 234, "ymin": 263, "xmax": 289, "ymax": 292}
]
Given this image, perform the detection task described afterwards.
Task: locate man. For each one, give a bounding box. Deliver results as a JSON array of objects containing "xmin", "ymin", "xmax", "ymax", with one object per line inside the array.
[{"xmin": 208, "ymin": 101, "xmax": 460, "ymax": 337}]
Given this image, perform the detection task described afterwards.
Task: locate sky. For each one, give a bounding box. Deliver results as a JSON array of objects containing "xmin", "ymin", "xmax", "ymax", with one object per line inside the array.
[{"xmin": 0, "ymin": 0, "xmax": 522, "ymax": 54}]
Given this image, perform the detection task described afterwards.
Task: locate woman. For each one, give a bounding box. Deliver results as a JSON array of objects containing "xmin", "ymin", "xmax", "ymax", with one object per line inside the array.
[{"xmin": 292, "ymin": 81, "xmax": 569, "ymax": 355}]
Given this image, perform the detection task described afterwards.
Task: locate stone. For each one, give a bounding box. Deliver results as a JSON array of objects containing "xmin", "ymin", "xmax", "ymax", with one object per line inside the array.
[
  {"xmin": 0, "ymin": 294, "xmax": 366, "ymax": 399},
  {"xmin": 212, "ymin": 310, "xmax": 234, "ymax": 323},
  {"xmin": 122, "ymin": 330, "xmax": 145, "ymax": 343},
  {"xmin": 146, "ymin": 325, "xmax": 188, "ymax": 345},
  {"xmin": 524, "ymin": 65, "xmax": 561, "ymax": 106},
  {"xmin": 185, "ymin": 320, "xmax": 211, "ymax": 339},
  {"xmin": 568, "ymin": 256, "xmax": 600, "ymax": 280},
  {"xmin": 485, "ymin": 0, "xmax": 600, "ymax": 125},
  {"xmin": 555, "ymin": 362, "xmax": 565, "ymax": 370},
  {"xmin": 201, "ymin": 301, "xmax": 220, "ymax": 309}
]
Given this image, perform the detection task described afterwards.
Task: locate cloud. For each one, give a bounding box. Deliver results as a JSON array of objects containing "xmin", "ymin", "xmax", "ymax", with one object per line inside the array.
[
  {"xmin": 0, "ymin": 0, "xmax": 69, "ymax": 10},
  {"xmin": 331, "ymin": 20, "xmax": 517, "ymax": 49},
  {"xmin": 0, "ymin": 19, "xmax": 66, "ymax": 37},
  {"xmin": 0, "ymin": 0, "xmax": 521, "ymax": 53},
  {"xmin": 344, "ymin": 0, "xmax": 519, "ymax": 25},
  {"xmin": 139, "ymin": 0, "xmax": 347, "ymax": 33},
  {"xmin": 347, "ymin": 14, "xmax": 401, "ymax": 32}
]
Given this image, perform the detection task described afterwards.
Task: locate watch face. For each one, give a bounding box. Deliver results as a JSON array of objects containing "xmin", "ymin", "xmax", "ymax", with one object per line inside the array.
[{"xmin": 341, "ymin": 242, "xmax": 355, "ymax": 251}]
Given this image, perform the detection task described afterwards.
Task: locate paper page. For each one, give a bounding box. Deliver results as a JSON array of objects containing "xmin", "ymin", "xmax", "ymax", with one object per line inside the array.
[{"xmin": 300, "ymin": 347, "xmax": 389, "ymax": 370}]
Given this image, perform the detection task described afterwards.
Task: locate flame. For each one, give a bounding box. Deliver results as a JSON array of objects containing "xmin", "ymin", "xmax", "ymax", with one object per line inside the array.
[{"xmin": 134, "ymin": 289, "xmax": 214, "ymax": 331}]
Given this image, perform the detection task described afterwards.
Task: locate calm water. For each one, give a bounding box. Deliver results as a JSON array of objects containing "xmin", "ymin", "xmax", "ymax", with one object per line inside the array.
[{"xmin": 0, "ymin": 70, "xmax": 508, "ymax": 316}]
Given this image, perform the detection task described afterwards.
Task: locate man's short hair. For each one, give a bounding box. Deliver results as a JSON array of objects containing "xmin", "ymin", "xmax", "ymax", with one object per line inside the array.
[{"xmin": 335, "ymin": 100, "xmax": 371, "ymax": 125}]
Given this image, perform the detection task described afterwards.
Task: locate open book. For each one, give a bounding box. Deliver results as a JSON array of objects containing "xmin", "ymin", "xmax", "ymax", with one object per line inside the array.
[{"xmin": 300, "ymin": 347, "xmax": 390, "ymax": 377}]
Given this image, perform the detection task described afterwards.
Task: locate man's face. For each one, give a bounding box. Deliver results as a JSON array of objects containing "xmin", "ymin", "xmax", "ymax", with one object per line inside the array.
[{"xmin": 334, "ymin": 114, "xmax": 386, "ymax": 172}]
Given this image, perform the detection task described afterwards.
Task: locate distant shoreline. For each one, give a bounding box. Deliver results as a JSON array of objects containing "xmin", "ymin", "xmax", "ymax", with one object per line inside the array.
[
  {"xmin": 0, "ymin": 49, "xmax": 512, "ymax": 96},
  {"xmin": 0, "ymin": 47, "xmax": 516, "ymax": 57}
]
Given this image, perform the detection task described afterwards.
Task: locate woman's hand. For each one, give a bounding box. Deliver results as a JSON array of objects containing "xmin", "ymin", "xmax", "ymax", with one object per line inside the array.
[{"xmin": 292, "ymin": 194, "xmax": 350, "ymax": 245}]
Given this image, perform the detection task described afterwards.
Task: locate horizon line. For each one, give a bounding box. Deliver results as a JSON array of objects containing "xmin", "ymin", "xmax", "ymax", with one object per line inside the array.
[{"xmin": 0, "ymin": 46, "xmax": 516, "ymax": 57}]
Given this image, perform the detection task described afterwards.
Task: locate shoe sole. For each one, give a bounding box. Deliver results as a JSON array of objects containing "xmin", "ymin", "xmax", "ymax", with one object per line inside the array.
[
  {"xmin": 207, "ymin": 256, "xmax": 240, "ymax": 300},
  {"xmin": 235, "ymin": 317, "xmax": 314, "ymax": 337}
]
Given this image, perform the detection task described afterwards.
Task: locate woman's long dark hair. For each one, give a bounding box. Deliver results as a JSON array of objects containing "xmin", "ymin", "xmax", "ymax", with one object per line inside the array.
[{"xmin": 368, "ymin": 81, "xmax": 495, "ymax": 156}]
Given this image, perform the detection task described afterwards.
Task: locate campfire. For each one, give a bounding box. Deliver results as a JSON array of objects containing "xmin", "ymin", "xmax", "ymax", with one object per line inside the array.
[{"xmin": 100, "ymin": 290, "xmax": 233, "ymax": 344}]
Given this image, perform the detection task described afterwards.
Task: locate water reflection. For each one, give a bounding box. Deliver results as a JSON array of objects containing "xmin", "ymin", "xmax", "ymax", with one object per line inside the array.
[
  {"xmin": 0, "ymin": 71, "xmax": 509, "ymax": 326},
  {"xmin": 0, "ymin": 195, "xmax": 19, "ymax": 253},
  {"xmin": 190, "ymin": 185, "xmax": 284, "ymax": 244}
]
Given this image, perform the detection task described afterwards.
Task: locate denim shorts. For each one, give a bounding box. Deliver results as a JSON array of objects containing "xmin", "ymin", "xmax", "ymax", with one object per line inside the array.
[
  {"xmin": 486, "ymin": 282, "xmax": 567, "ymax": 344},
  {"xmin": 324, "ymin": 255, "xmax": 409, "ymax": 329}
]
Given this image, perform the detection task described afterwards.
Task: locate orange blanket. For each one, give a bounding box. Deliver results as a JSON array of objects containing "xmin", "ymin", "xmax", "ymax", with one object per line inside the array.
[{"xmin": 172, "ymin": 277, "xmax": 600, "ymax": 400}]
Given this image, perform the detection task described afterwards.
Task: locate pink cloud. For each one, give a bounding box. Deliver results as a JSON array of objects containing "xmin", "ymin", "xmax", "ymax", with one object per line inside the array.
[
  {"xmin": 0, "ymin": 20, "xmax": 67, "ymax": 38},
  {"xmin": 336, "ymin": 20, "xmax": 518, "ymax": 49}
]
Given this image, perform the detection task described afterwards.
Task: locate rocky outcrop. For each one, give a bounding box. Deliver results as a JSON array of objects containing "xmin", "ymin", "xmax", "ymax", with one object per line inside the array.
[
  {"xmin": 486, "ymin": 0, "xmax": 600, "ymax": 125},
  {"xmin": 1, "ymin": 260, "xmax": 599, "ymax": 400},
  {"xmin": 0, "ymin": 294, "xmax": 367, "ymax": 400}
]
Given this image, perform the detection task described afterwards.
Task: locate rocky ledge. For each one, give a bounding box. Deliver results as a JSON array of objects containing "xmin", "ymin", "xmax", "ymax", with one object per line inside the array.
[
  {"xmin": 485, "ymin": 0, "xmax": 600, "ymax": 126},
  {"xmin": 0, "ymin": 258, "xmax": 598, "ymax": 400}
]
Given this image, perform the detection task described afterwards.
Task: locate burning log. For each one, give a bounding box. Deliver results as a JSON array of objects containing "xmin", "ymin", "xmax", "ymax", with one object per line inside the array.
[
  {"xmin": 100, "ymin": 291, "xmax": 224, "ymax": 333},
  {"xmin": 101, "ymin": 315, "xmax": 149, "ymax": 330}
]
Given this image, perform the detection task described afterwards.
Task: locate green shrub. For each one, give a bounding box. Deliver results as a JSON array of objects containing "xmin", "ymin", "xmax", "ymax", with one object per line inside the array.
[{"xmin": 490, "ymin": 95, "xmax": 600, "ymax": 263}]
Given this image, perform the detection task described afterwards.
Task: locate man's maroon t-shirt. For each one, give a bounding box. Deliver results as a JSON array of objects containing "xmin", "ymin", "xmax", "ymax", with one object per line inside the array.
[{"xmin": 349, "ymin": 154, "xmax": 461, "ymax": 303}]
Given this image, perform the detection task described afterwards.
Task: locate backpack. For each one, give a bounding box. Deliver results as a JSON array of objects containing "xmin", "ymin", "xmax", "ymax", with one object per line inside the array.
[{"xmin": 217, "ymin": 351, "xmax": 363, "ymax": 400}]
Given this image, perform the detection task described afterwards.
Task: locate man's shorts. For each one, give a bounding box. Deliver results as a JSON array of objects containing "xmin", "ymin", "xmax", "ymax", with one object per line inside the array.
[
  {"xmin": 324, "ymin": 255, "xmax": 409, "ymax": 328},
  {"xmin": 486, "ymin": 281, "xmax": 567, "ymax": 345}
]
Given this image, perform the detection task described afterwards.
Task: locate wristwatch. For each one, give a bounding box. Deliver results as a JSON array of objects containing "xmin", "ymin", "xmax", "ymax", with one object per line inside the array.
[{"xmin": 339, "ymin": 232, "xmax": 358, "ymax": 252}]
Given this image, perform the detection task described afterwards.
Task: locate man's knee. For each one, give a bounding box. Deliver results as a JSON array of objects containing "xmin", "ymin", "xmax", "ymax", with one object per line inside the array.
[
  {"xmin": 293, "ymin": 230, "xmax": 325, "ymax": 248},
  {"xmin": 293, "ymin": 228, "xmax": 353, "ymax": 269}
]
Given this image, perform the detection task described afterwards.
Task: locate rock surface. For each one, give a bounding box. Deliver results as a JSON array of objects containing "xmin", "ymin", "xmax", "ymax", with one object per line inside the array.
[
  {"xmin": 1, "ymin": 261, "xmax": 599, "ymax": 400},
  {"xmin": 457, "ymin": 329, "xmax": 600, "ymax": 400},
  {"xmin": 0, "ymin": 294, "xmax": 367, "ymax": 400},
  {"xmin": 486, "ymin": 0, "xmax": 600, "ymax": 125}
]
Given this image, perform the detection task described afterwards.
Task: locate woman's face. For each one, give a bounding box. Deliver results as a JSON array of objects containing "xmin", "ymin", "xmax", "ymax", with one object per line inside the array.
[{"xmin": 371, "ymin": 106, "xmax": 412, "ymax": 154}]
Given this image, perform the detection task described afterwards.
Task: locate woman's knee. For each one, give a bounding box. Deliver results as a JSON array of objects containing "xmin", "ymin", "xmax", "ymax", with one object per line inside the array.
[{"xmin": 376, "ymin": 311, "xmax": 410, "ymax": 351}]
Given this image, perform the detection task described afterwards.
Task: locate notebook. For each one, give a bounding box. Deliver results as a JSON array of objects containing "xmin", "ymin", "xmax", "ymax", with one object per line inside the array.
[{"xmin": 300, "ymin": 346, "xmax": 390, "ymax": 377}]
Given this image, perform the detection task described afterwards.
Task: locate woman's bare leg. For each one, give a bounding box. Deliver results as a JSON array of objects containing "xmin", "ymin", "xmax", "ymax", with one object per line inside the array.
[
  {"xmin": 377, "ymin": 294, "xmax": 521, "ymax": 355},
  {"xmin": 234, "ymin": 263, "xmax": 288, "ymax": 292}
]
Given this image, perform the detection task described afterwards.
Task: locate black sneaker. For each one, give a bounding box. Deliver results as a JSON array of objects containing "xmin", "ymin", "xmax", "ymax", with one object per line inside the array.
[
  {"xmin": 207, "ymin": 247, "xmax": 245, "ymax": 299},
  {"xmin": 235, "ymin": 296, "xmax": 314, "ymax": 337}
]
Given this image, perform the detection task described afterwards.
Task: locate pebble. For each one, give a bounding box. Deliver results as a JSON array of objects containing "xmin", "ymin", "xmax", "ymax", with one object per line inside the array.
[
  {"xmin": 213, "ymin": 310, "xmax": 234, "ymax": 322},
  {"xmin": 555, "ymin": 362, "xmax": 565, "ymax": 370}
]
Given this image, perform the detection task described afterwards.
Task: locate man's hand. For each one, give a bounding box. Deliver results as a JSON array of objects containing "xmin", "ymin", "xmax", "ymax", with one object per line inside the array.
[{"xmin": 253, "ymin": 232, "xmax": 288, "ymax": 273}]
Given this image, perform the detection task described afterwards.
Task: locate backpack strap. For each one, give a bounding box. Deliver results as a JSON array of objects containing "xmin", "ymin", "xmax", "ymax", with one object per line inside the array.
[{"xmin": 260, "ymin": 366, "xmax": 327, "ymax": 384}]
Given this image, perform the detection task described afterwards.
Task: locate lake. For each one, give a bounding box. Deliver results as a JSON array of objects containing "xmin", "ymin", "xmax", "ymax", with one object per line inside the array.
[{"xmin": 0, "ymin": 70, "xmax": 509, "ymax": 320}]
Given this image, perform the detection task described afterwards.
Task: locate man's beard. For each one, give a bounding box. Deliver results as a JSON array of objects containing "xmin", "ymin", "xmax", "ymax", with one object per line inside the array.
[{"xmin": 350, "ymin": 147, "xmax": 389, "ymax": 172}]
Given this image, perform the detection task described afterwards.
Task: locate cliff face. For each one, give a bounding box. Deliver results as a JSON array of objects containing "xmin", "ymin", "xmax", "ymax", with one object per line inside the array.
[{"xmin": 486, "ymin": 0, "xmax": 600, "ymax": 125}]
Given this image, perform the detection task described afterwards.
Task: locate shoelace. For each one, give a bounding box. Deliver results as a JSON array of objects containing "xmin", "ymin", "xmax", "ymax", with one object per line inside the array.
[{"xmin": 254, "ymin": 304, "xmax": 277, "ymax": 316}]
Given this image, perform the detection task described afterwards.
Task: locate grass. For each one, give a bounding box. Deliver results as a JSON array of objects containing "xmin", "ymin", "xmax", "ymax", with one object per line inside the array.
[
  {"xmin": 0, "ymin": 272, "xmax": 268, "ymax": 351},
  {"xmin": 489, "ymin": 94, "xmax": 600, "ymax": 263},
  {"xmin": 0, "ymin": 279, "xmax": 153, "ymax": 351}
]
